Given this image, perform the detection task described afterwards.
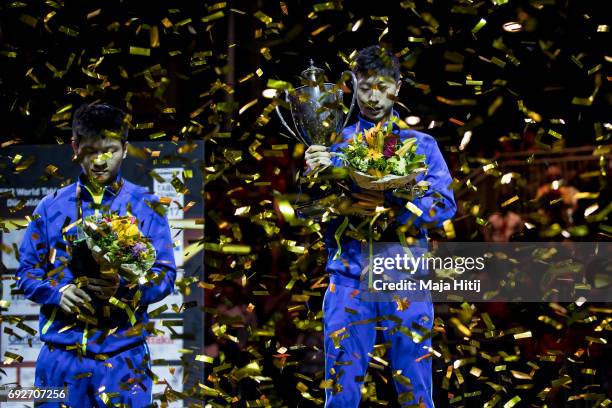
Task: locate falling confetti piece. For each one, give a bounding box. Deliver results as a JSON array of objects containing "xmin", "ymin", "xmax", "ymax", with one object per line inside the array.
[
  {"xmin": 238, "ymin": 98, "xmax": 258, "ymax": 115},
  {"xmin": 253, "ymin": 11, "xmax": 273, "ymax": 25},
  {"xmin": 129, "ymin": 46, "xmax": 150, "ymax": 56},
  {"xmin": 201, "ymin": 11, "xmax": 224, "ymax": 23},
  {"xmin": 313, "ymin": 2, "xmax": 343, "ymax": 12},
  {"xmin": 472, "ymin": 18, "xmax": 487, "ymax": 33}
]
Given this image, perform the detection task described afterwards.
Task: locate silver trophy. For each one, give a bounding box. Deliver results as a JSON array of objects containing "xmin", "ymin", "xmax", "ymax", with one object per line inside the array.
[{"xmin": 275, "ymin": 60, "xmax": 358, "ymax": 146}]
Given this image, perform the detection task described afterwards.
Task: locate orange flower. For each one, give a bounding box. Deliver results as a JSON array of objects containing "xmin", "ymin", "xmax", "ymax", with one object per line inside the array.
[{"xmin": 363, "ymin": 121, "xmax": 383, "ymax": 149}]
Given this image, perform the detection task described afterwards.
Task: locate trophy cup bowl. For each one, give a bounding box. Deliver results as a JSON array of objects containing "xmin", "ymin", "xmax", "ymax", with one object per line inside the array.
[
  {"xmin": 288, "ymin": 84, "xmax": 345, "ymax": 146},
  {"xmin": 276, "ymin": 60, "xmax": 357, "ymax": 147}
]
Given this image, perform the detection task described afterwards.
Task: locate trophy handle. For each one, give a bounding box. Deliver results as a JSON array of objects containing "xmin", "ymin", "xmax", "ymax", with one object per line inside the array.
[
  {"xmin": 275, "ymin": 90, "xmax": 310, "ymax": 146},
  {"xmin": 341, "ymin": 70, "xmax": 358, "ymax": 130}
]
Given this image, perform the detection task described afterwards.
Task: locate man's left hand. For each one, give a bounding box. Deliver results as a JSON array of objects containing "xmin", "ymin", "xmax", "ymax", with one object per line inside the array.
[
  {"xmin": 350, "ymin": 190, "xmax": 385, "ymax": 216},
  {"xmin": 87, "ymin": 272, "xmax": 120, "ymax": 300}
]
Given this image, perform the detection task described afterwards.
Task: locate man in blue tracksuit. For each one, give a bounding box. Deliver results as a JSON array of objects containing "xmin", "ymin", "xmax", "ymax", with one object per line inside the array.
[
  {"xmin": 305, "ymin": 46, "xmax": 456, "ymax": 407},
  {"xmin": 16, "ymin": 103, "xmax": 176, "ymax": 407}
]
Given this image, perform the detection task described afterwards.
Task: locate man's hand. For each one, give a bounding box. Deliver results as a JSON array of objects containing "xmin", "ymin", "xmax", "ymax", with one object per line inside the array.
[
  {"xmin": 351, "ymin": 190, "xmax": 385, "ymax": 216},
  {"xmin": 59, "ymin": 284, "xmax": 92, "ymax": 314},
  {"xmin": 87, "ymin": 267, "xmax": 120, "ymax": 300},
  {"xmin": 305, "ymin": 145, "xmax": 332, "ymax": 171}
]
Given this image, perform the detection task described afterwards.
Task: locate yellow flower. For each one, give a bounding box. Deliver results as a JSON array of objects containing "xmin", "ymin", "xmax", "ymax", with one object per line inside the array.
[
  {"xmin": 124, "ymin": 223, "xmax": 140, "ymax": 239},
  {"xmin": 366, "ymin": 149, "xmax": 383, "ymax": 160},
  {"xmin": 124, "ymin": 227, "xmax": 140, "ymax": 241},
  {"xmin": 110, "ymin": 217, "xmax": 140, "ymax": 243}
]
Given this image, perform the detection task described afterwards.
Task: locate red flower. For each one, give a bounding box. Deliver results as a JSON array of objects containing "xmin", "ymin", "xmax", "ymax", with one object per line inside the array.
[{"xmin": 383, "ymin": 135, "xmax": 399, "ymax": 158}]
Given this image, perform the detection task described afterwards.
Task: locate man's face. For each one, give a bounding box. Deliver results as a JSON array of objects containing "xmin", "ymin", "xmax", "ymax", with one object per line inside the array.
[
  {"xmin": 72, "ymin": 136, "xmax": 127, "ymax": 186},
  {"xmin": 356, "ymin": 74, "xmax": 400, "ymax": 122}
]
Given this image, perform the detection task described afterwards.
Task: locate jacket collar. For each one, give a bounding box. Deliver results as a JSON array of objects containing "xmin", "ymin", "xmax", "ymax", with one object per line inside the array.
[
  {"xmin": 356, "ymin": 109, "xmax": 401, "ymax": 133},
  {"xmin": 77, "ymin": 171, "xmax": 123, "ymax": 199}
]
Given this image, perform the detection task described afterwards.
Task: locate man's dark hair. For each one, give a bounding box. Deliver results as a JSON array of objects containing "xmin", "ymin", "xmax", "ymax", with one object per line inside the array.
[
  {"xmin": 72, "ymin": 103, "xmax": 129, "ymax": 144},
  {"xmin": 353, "ymin": 45, "xmax": 401, "ymax": 82}
]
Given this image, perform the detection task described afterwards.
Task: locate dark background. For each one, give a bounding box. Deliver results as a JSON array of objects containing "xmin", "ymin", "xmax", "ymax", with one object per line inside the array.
[{"xmin": 1, "ymin": 0, "xmax": 609, "ymax": 148}]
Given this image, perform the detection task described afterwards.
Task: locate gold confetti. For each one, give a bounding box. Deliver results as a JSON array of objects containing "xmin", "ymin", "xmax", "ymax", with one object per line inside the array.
[
  {"xmin": 404, "ymin": 201, "xmax": 423, "ymax": 216},
  {"xmin": 248, "ymin": 140, "xmax": 263, "ymax": 161},
  {"xmin": 195, "ymin": 354, "xmax": 214, "ymax": 363},
  {"xmin": 510, "ymin": 370, "xmax": 532, "ymax": 380},
  {"xmin": 201, "ymin": 11, "xmax": 224, "ymax": 23},
  {"xmin": 238, "ymin": 98, "xmax": 258, "ymax": 115},
  {"xmin": 501, "ymin": 195, "xmax": 519, "ymax": 207},
  {"xmin": 513, "ymin": 331, "xmax": 532, "ymax": 339},
  {"xmin": 472, "ymin": 18, "xmax": 487, "ymax": 33},
  {"xmin": 86, "ymin": 9, "xmax": 101, "ymax": 19},
  {"xmin": 311, "ymin": 24, "xmax": 331, "ymax": 36},
  {"xmin": 450, "ymin": 317, "xmax": 472, "ymax": 337},
  {"xmin": 149, "ymin": 26, "xmax": 160, "ymax": 48},
  {"xmin": 442, "ymin": 220, "xmax": 456, "ymax": 239},
  {"xmin": 129, "ymin": 46, "xmax": 150, "ymax": 56},
  {"xmin": 253, "ymin": 11, "xmax": 273, "ymax": 25},
  {"xmin": 495, "ymin": 396, "xmax": 519, "ymax": 408},
  {"xmin": 437, "ymin": 96, "xmax": 478, "ymax": 106},
  {"xmin": 538, "ymin": 315, "xmax": 563, "ymax": 330},
  {"xmin": 313, "ymin": 2, "xmax": 343, "ymax": 11}
]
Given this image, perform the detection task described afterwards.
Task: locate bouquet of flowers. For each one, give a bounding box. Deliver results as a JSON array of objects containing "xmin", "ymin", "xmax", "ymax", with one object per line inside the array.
[
  {"xmin": 338, "ymin": 122, "xmax": 429, "ymax": 191},
  {"xmin": 81, "ymin": 214, "xmax": 156, "ymax": 283}
]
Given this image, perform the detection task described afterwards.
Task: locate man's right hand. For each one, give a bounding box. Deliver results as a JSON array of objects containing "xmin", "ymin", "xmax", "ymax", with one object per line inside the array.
[
  {"xmin": 305, "ymin": 145, "xmax": 332, "ymax": 171},
  {"xmin": 59, "ymin": 284, "xmax": 92, "ymax": 314}
]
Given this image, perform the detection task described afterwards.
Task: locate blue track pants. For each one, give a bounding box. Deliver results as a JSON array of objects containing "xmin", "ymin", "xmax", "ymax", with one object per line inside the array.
[
  {"xmin": 323, "ymin": 281, "xmax": 434, "ymax": 407},
  {"xmin": 34, "ymin": 342, "xmax": 153, "ymax": 407}
]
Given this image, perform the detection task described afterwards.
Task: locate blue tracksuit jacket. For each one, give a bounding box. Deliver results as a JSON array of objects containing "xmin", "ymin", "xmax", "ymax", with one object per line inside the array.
[
  {"xmin": 324, "ymin": 112, "xmax": 457, "ymax": 284},
  {"xmin": 16, "ymin": 172, "xmax": 176, "ymax": 355},
  {"xmin": 320, "ymin": 112, "xmax": 456, "ymax": 407}
]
